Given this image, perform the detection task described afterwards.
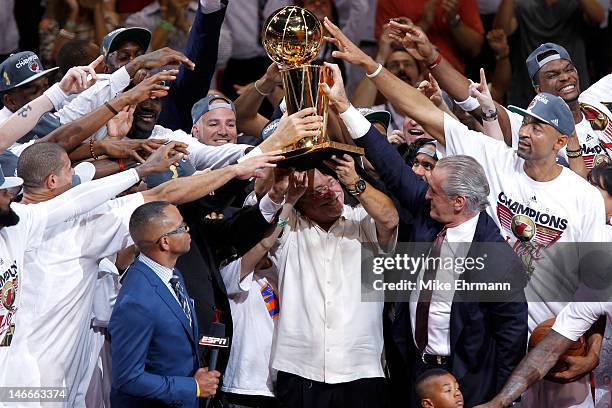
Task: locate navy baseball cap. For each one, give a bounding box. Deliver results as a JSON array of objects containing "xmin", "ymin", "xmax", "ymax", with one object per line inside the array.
[
  {"xmin": 101, "ymin": 27, "xmax": 151, "ymax": 62},
  {"xmin": 191, "ymin": 95, "xmax": 236, "ymax": 124},
  {"xmin": 526, "ymin": 43, "xmax": 573, "ymax": 84},
  {"xmin": 508, "ymin": 92, "xmax": 574, "ymax": 136},
  {"xmin": 261, "ymin": 118, "xmax": 280, "ymax": 140},
  {"xmin": 0, "ymin": 51, "xmax": 58, "ymax": 93},
  {"xmin": 144, "ymin": 159, "xmax": 196, "ymax": 188}
]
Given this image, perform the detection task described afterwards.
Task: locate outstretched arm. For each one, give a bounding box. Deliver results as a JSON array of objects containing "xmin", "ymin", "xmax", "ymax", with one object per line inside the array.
[{"xmin": 323, "ymin": 18, "xmax": 446, "ymax": 145}]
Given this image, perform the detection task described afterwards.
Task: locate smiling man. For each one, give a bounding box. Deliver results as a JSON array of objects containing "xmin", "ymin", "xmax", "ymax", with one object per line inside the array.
[{"xmin": 191, "ymin": 95, "xmax": 238, "ymax": 146}]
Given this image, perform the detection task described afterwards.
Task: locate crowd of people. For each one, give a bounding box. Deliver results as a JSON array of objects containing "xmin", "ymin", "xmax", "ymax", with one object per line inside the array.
[{"xmin": 0, "ymin": 0, "xmax": 611, "ymax": 407}]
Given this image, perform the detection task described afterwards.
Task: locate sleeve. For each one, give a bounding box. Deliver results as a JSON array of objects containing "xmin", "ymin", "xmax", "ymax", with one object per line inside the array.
[
  {"xmin": 339, "ymin": 0, "xmax": 369, "ymax": 44},
  {"xmin": 258, "ymin": 193, "xmax": 283, "ymax": 223},
  {"xmin": 109, "ymin": 299, "xmax": 198, "ymax": 405},
  {"xmin": 502, "ymin": 107, "xmax": 523, "ymax": 150},
  {"xmin": 82, "ymin": 193, "xmax": 145, "ymax": 260},
  {"xmin": 580, "ymin": 74, "xmax": 612, "ymax": 107},
  {"xmin": 459, "ymin": 0, "xmax": 485, "ymax": 34},
  {"xmin": 375, "ymin": 0, "xmax": 400, "ymax": 38},
  {"xmin": 55, "ymin": 68, "xmax": 132, "ymax": 140},
  {"xmin": 10, "ymin": 203, "xmax": 49, "ymax": 250},
  {"xmin": 172, "ymin": 131, "xmax": 249, "ymax": 170},
  {"xmin": 35, "ymin": 168, "xmax": 141, "ymax": 229},
  {"xmin": 219, "ymin": 258, "xmax": 254, "ymax": 296},
  {"xmin": 357, "ymin": 205, "xmax": 398, "ymax": 254},
  {"xmin": 157, "ymin": 4, "xmax": 227, "ymax": 132},
  {"xmin": 552, "ymin": 302, "xmax": 605, "ymax": 341},
  {"xmin": 444, "ymin": 112, "xmax": 512, "ymax": 161}
]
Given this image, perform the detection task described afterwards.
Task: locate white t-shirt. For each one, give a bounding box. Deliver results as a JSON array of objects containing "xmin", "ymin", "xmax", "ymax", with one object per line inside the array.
[
  {"xmin": 220, "ymin": 259, "xmax": 278, "ymax": 397},
  {"xmin": 270, "ymin": 205, "xmax": 393, "ymax": 384},
  {"xmin": 552, "ymin": 302, "xmax": 612, "ymax": 341},
  {"xmin": 444, "ymin": 113, "xmax": 607, "ymax": 329},
  {"xmin": 0, "ymin": 193, "xmax": 143, "ymax": 406},
  {"xmin": 505, "ymin": 74, "xmax": 612, "ymax": 169}
]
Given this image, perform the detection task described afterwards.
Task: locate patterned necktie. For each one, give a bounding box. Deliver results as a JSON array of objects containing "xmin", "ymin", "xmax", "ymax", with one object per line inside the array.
[
  {"xmin": 170, "ymin": 275, "xmax": 192, "ymax": 327},
  {"xmin": 414, "ymin": 228, "xmax": 447, "ymax": 351}
]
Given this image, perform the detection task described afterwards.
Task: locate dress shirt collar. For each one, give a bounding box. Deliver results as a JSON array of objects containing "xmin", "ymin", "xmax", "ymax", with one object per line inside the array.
[
  {"xmin": 139, "ymin": 253, "xmax": 174, "ymax": 284},
  {"xmin": 445, "ymin": 213, "xmax": 479, "ymax": 243}
]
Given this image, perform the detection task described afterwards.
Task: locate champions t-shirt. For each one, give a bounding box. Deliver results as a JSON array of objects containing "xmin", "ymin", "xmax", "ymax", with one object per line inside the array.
[
  {"xmin": 552, "ymin": 302, "xmax": 612, "ymax": 341},
  {"xmin": 505, "ymin": 74, "xmax": 612, "ymax": 169},
  {"xmin": 443, "ymin": 113, "xmax": 607, "ymax": 330}
]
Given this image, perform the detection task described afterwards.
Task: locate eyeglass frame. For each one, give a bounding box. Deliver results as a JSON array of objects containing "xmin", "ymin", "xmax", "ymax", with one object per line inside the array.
[{"xmin": 156, "ymin": 222, "xmax": 189, "ymax": 244}]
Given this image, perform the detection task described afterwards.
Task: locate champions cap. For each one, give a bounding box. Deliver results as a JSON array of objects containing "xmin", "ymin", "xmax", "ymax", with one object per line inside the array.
[
  {"xmin": 0, "ymin": 52, "xmax": 58, "ymax": 93},
  {"xmin": 508, "ymin": 92, "xmax": 575, "ymax": 136}
]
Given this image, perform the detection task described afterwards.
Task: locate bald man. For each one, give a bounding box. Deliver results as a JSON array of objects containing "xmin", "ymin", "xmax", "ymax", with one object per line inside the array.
[{"xmin": 109, "ymin": 201, "xmax": 220, "ymax": 408}]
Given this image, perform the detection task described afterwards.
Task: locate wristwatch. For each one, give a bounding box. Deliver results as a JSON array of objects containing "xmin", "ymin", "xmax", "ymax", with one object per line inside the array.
[
  {"xmin": 347, "ymin": 178, "xmax": 366, "ymax": 196},
  {"xmin": 482, "ymin": 109, "xmax": 498, "ymax": 121}
]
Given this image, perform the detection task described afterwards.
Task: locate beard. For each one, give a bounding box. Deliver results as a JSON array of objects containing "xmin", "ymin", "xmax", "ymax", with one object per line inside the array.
[{"xmin": 0, "ymin": 207, "xmax": 20, "ymax": 228}]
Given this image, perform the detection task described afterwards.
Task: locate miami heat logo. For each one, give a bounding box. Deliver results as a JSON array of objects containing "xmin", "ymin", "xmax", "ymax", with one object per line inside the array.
[
  {"xmin": 581, "ymin": 103, "xmax": 609, "ymax": 131},
  {"xmin": 594, "ymin": 154, "xmax": 610, "ymax": 166},
  {"xmin": 29, "ymin": 62, "xmax": 39, "ymax": 72},
  {"xmin": 1, "ymin": 281, "xmax": 15, "ymax": 310},
  {"xmin": 511, "ymin": 215, "xmax": 535, "ymax": 242}
]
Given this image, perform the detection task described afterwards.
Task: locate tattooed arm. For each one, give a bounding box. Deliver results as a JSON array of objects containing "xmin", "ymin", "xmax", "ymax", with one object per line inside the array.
[{"xmin": 474, "ymin": 331, "xmax": 574, "ymax": 408}]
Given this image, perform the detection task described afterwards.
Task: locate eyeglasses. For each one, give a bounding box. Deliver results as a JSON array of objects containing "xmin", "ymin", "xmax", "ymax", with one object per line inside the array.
[
  {"xmin": 309, "ymin": 178, "xmax": 338, "ymax": 199},
  {"xmin": 156, "ymin": 222, "xmax": 189, "ymax": 244}
]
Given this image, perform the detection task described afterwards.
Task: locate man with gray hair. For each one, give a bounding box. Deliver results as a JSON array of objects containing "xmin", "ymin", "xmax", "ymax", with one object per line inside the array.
[{"xmin": 324, "ymin": 61, "xmax": 528, "ymax": 407}]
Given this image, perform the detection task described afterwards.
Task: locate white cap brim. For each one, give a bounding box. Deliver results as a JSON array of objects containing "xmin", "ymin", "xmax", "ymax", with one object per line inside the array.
[
  {"xmin": 72, "ymin": 162, "xmax": 96, "ymax": 187},
  {"xmin": 0, "ymin": 176, "xmax": 23, "ymax": 190}
]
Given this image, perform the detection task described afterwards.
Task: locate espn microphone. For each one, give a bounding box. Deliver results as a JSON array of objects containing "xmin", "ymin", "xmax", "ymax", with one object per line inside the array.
[{"xmin": 199, "ymin": 323, "xmax": 228, "ymax": 406}]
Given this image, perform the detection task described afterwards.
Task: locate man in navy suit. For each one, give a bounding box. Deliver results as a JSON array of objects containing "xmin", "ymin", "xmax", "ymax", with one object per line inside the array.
[
  {"xmin": 322, "ymin": 62, "xmax": 529, "ymax": 407},
  {"xmin": 109, "ymin": 201, "xmax": 221, "ymax": 407}
]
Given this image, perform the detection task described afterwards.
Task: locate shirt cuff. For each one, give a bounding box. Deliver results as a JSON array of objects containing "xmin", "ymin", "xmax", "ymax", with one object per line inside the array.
[
  {"xmin": 200, "ymin": 0, "xmax": 224, "ymax": 13},
  {"xmin": 339, "ymin": 105, "xmax": 372, "ymax": 139},
  {"xmin": 111, "ymin": 66, "xmax": 132, "ymax": 95},
  {"xmin": 238, "ymin": 146, "xmax": 262, "ymax": 163},
  {"xmin": 43, "ymin": 83, "xmax": 69, "ymax": 111},
  {"xmin": 259, "ymin": 193, "xmax": 284, "ymax": 223}
]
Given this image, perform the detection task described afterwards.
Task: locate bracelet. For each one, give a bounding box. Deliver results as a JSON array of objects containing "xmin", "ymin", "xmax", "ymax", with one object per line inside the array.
[
  {"xmin": 365, "ymin": 63, "xmax": 383, "ymax": 79},
  {"xmin": 105, "ymin": 101, "xmax": 119, "ymax": 115},
  {"xmin": 159, "ymin": 19, "xmax": 174, "ymax": 31},
  {"xmin": 427, "ymin": 53, "xmax": 443, "ymax": 70},
  {"xmin": 481, "ymin": 109, "xmax": 498, "ymax": 121},
  {"xmin": 118, "ymin": 159, "xmax": 125, "ymax": 171},
  {"xmin": 566, "ymin": 148, "xmax": 582, "ymax": 153},
  {"xmin": 277, "ymin": 217, "xmax": 289, "ymax": 228},
  {"xmin": 567, "ymin": 150, "xmax": 583, "ymax": 158},
  {"xmin": 89, "ymin": 137, "xmax": 99, "ymax": 161},
  {"xmin": 59, "ymin": 29, "xmax": 76, "ymax": 40},
  {"xmin": 254, "ymin": 79, "xmax": 270, "ymax": 96}
]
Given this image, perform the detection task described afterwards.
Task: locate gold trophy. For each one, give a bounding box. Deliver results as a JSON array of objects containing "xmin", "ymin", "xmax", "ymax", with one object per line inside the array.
[{"xmin": 262, "ymin": 6, "xmax": 364, "ymax": 169}]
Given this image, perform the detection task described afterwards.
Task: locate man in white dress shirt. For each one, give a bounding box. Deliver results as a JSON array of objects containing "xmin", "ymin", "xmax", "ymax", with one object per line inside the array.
[{"xmin": 269, "ymin": 156, "xmax": 399, "ymax": 408}]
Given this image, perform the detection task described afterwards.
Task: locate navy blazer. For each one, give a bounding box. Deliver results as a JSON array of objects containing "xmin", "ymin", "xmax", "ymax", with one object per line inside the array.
[
  {"xmin": 158, "ymin": 2, "xmax": 226, "ymax": 132},
  {"xmin": 355, "ymin": 126, "xmax": 528, "ymax": 407},
  {"xmin": 109, "ymin": 260, "xmax": 200, "ymax": 408}
]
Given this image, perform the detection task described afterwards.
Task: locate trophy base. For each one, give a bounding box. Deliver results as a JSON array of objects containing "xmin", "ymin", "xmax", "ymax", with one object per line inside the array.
[{"xmin": 278, "ymin": 141, "xmax": 365, "ymax": 170}]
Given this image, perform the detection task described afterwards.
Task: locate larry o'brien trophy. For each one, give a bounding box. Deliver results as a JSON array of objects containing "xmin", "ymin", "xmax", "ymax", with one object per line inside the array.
[{"xmin": 262, "ymin": 6, "xmax": 364, "ymax": 169}]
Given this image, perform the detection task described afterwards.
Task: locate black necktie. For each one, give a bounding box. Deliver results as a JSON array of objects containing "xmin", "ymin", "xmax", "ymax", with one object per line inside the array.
[
  {"xmin": 415, "ymin": 228, "xmax": 447, "ymax": 351},
  {"xmin": 170, "ymin": 274, "xmax": 192, "ymax": 327}
]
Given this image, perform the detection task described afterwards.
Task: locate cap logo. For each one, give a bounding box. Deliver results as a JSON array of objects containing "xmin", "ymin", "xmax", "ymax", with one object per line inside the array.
[
  {"xmin": 551, "ymin": 119, "xmax": 559, "ymax": 126},
  {"xmin": 29, "ymin": 62, "xmax": 39, "ymax": 73},
  {"xmin": 15, "ymin": 55, "xmax": 38, "ymax": 70},
  {"xmin": 533, "ymin": 94, "xmax": 549, "ymax": 105},
  {"xmin": 3, "ymin": 72, "xmax": 10, "ymax": 86}
]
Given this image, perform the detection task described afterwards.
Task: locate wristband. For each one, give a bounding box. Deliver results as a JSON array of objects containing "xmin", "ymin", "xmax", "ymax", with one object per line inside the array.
[
  {"xmin": 105, "ymin": 101, "xmax": 119, "ymax": 115},
  {"xmin": 277, "ymin": 217, "xmax": 289, "ymax": 228},
  {"xmin": 427, "ymin": 53, "xmax": 443, "ymax": 70},
  {"xmin": 43, "ymin": 83, "xmax": 69, "ymax": 111},
  {"xmin": 159, "ymin": 19, "xmax": 174, "ymax": 31},
  {"xmin": 118, "ymin": 159, "xmax": 125, "ymax": 171},
  {"xmin": 365, "ymin": 63, "xmax": 383, "ymax": 79},
  {"xmin": 567, "ymin": 150, "xmax": 583, "ymax": 158},
  {"xmin": 454, "ymin": 95, "xmax": 480, "ymax": 112}
]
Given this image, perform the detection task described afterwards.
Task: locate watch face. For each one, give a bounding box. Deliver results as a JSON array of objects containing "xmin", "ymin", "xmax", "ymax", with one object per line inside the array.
[{"xmin": 356, "ymin": 179, "xmax": 366, "ymax": 192}]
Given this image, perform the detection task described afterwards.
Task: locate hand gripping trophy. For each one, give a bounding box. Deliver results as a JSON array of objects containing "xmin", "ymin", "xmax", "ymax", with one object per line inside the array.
[{"xmin": 261, "ymin": 6, "xmax": 363, "ymax": 169}]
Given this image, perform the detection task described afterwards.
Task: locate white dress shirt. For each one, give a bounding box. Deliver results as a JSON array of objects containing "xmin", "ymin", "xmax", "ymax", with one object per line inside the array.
[
  {"xmin": 270, "ymin": 205, "xmax": 396, "ymax": 384},
  {"xmin": 409, "ymin": 214, "xmax": 479, "ymax": 356}
]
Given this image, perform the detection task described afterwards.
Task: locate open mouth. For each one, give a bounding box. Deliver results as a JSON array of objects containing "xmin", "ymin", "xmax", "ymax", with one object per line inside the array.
[
  {"xmin": 408, "ymin": 128, "xmax": 425, "ymax": 137},
  {"xmin": 557, "ymin": 84, "xmax": 576, "ymax": 96},
  {"xmin": 135, "ymin": 109, "xmax": 157, "ymax": 123}
]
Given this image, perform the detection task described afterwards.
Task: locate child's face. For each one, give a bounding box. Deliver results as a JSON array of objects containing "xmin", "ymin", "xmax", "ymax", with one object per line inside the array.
[{"xmin": 423, "ymin": 374, "xmax": 464, "ymax": 408}]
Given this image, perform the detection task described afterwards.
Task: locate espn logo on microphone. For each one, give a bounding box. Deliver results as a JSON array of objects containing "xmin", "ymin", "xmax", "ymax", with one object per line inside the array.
[{"xmin": 199, "ymin": 336, "xmax": 229, "ymax": 347}]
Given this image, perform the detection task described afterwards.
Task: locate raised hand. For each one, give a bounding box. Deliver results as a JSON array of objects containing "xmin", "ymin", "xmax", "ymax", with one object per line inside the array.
[
  {"xmin": 417, "ymin": 73, "xmax": 444, "ymax": 107},
  {"xmin": 320, "ymin": 62, "xmax": 350, "ymax": 113},
  {"xmin": 268, "ymin": 108, "xmax": 323, "ymax": 147},
  {"xmin": 100, "ymin": 139, "xmax": 174, "ymax": 163},
  {"xmin": 287, "ymin": 171, "xmax": 308, "ymax": 204},
  {"xmin": 106, "ymin": 105, "xmax": 136, "ymax": 140},
  {"xmin": 387, "ymin": 130, "xmax": 405, "ymax": 145},
  {"xmin": 136, "ymin": 141, "xmax": 187, "ymax": 177},
  {"xmin": 468, "ymin": 68, "xmax": 495, "ymax": 115},
  {"xmin": 486, "ymin": 29, "xmax": 510, "ymax": 58},
  {"xmin": 323, "ymin": 154, "xmax": 359, "ymax": 188},
  {"xmin": 441, "ymin": 0, "xmax": 459, "ymax": 25},
  {"xmin": 323, "ymin": 17, "xmax": 377, "ymax": 72},
  {"xmin": 232, "ymin": 151, "xmax": 284, "ymax": 180},
  {"xmin": 387, "ymin": 20, "xmax": 436, "ymax": 64},
  {"xmin": 126, "ymin": 47, "xmax": 195, "ymax": 77},
  {"xmin": 123, "ymin": 70, "xmax": 178, "ymax": 104},
  {"xmin": 59, "ymin": 56, "xmax": 102, "ymax": 94}
]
